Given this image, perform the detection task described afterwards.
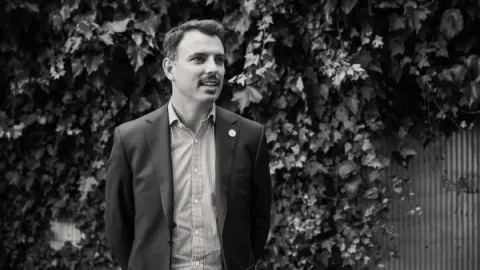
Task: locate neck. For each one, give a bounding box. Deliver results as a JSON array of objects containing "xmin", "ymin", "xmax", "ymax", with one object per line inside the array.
[{"xmin": 170, "ymin": 93, "xmax": 213, "ymax": 131}]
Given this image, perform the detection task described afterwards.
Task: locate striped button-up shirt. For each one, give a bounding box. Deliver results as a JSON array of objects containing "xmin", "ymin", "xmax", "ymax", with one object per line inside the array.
[{"xmin": 168, "ymin": 102, "xmax": 224, "ymax": 270}]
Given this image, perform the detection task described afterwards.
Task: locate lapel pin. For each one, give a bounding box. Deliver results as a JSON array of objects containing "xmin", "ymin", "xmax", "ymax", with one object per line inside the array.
[{"xmin": 228, "ymin": 129, "xmax": 236, "ymax": 137}]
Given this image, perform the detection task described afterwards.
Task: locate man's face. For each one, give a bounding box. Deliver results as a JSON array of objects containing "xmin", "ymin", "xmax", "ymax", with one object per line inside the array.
[{"xmin": 168, "ymin": 30, "xmax": 225, "ymax": 105}]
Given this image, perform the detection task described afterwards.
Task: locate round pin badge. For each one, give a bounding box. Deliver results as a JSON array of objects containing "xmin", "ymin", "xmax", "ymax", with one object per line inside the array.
[{"xmin": 228, "ymin": 129, "xmax": 236, "ymax": 137}]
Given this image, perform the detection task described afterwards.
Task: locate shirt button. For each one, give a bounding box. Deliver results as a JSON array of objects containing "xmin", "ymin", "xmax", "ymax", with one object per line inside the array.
[
  {"xmin": 195, "ymin": 262, "xmax": 200, "ymax": 266},
  {"xmin": 195, "ymin": 230, "xmax": 199, "ymax": 235},
  {"xmin": 194, "ymin": 139, "xmax": 199, "ymax": 143},
  {"xmin": 194, "ymin": 199, "xmax": 199, "ymax": 204},
  {"xmin": 193, "ymin": 168, "xmax": 198, "ymax": 173}
]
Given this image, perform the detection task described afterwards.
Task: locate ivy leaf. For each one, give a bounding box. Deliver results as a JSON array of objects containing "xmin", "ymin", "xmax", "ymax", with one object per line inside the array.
[
  {"xmin": 333, "ymin": 130, "xmax": 342, "ymax": 142},
  {"xmin": 364, "ymin": 204, "xmax": 375, "ymax": 217},
  {"xmin": 6, "ymin": 171, "xmax": 20, "ymax": 186},
  {"xmin": 133, "ymin": 15, "xmax": 160, "ymax": 37},
  {"xmin": 333, "ymin": 70, "xmax": 346, "ymax": 87},
  {"xmin": 364, "ymin": 187, "xmax": 379, "ymax": 199},
  {"xmin": 274, "ymin": 96, "xmax": 287, "ymax": 109},
  {"xmin": 318, "ymin": 250, "xmax": 331, "ymax": 267},
  {"xmin": 321, "ymin": 237, "xmax": 335, "ymax": 253},
  {"xmin": 101, "ymin": 17, "xmax": 131, "ymax": 33},
  {"xmin": 345, "ymin": 176, "xmax": 362, "ymax": 194},
  {"xmin": 23, "ymin": 2, "xmax": 40, "ymax": 13},
  {"xmin": 338, "ymin": 160, "xmax": 357, "ymax": 179},
  {"xmin": 440, "ymin": 9, "xmax": 464, "ymax": 41},
  {"xmin": 409, "ymin": 8, "xmax": 430, "ymax": 34},
  {"xmin": 243, "ymin": 0, "xmax": 256, "ymax": 14},
  {"xmin": 60, "ymin": 1, "xmax": 80, "ymax": 21},
  {"xmin": 127, "ymin": 45, "xmax": 151, "ymax": 72},
  {"xmin": 341, "ymin": 0, "xmax": 357, "ymax": 15},
  {"xmin": 344, "ymin": 142, "xmax": 352, "ymax": 153},
  {"xmin": 399, "ymin": 147, "xmax": 417, "ymax": 158},
  {"xmin": 390, "ymin": 15, "xmax": 406, "ymax": 31},
  {"xmin": 244, "ymin": 52, "xmax": 260, "ymax": 68},
  {"xmin": 21, "ymin": 199, "xmax": 34, "ymax": 214},
  {"xmin": 323, "ymin": 0, "xmax": 337, "ymax": 24},
  {"xmin": 361, "ymin": 139, "xmax": 373, "ymax": 151},
  {"xmin": 98, "ymin": 33, "xmax": 113, "ymax": 45},
  {"xmin": 392, "ymin": 176, "xmax": 404, "ymax": 194},
  {"xmin": 152, "ymin": 0, "xmax": 171, "ymax": 17},
  {"xmin": 369, "ymin": 171, "xmax": 380, "ymax": 181},
  {"xmin": 450, "ymin": 64, "xmax": 467, "ymax": 85},
  {"xmin": 136, "ymin": 97, "xmax": 152, "ymax": 113},
  {"xmin": 232, "ymin": 86, "xmax": 263, "ymax": 113},
  {"xmin": 223, "ymin": 9, "xmax": 251, "ymax": 37},
  {"xmin": 390, "ymin": 38, "xmax": 405, "ymax": 56},
  {"xmin": 132, "ymin": 32, "xmax": 143, "ymax": 46},
  {"xmin": 65, "ymin": 36, "xmax": 82, "ymax": 53},
  {"xmin": 336, "ymin": 106, "xmax": 355, "ymax": 131},
  {"xmin": 72, "ymin": 59, "xmax": 83, "ymax": 78},
  {"xmin": 296, "ymin": 76, "xmax": 304, "ymax": 92},
  {"xmin": 319, "ymin": 84, "xmax": 329, "ymax": 99},
  {"xmin": 266, "ymin": 129, "xmax": 277, "ymax": 143},
  {"xmin": 465, "ymin": 55, "xmax": 478, "ymax": 71},
  {"xmin": 469, "ymin": 80, "xmax": 480, "ymax": 105},
  {"xmin": 86, "ymin": 54, "xmax": 103, "ymax": 74},
  {"xmin": 347, "ymin": 95, "xmax": 359, "ymax": 115},
  {"xmin": 77, "ymin": 21, "xmax": 93, "ymax": 39},
  {"xmin": 50, "ymin": 57, "xmax": 66, "ymax": 79},
  {"xmin": 362, "ymin": 153, "xmax": 375, "ymax": 166},
  {"xmin": 269, "ymin": 159, "xmax": 284, "ymax": 174},
  {"xmin": 78, "ymin": 176, "xmax": 97, "ymax": 201},
  {"xmin": 304, "ymin": 161, "xmax": 329, "ymax": 176}
]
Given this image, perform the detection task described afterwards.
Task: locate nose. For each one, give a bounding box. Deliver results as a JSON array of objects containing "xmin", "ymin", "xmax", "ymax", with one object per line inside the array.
[{"xmin": 204, "ymin": 57, "xmax": 219, "ymax": 73}]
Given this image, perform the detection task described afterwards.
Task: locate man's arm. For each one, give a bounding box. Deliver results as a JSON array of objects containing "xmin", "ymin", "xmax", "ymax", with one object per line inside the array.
[
  {"xmin": 250, "ymin": 125, "xmax": 272, "ymax": 261},
  {"xmin": 104, "ymin": 127, "xmax": 135, "ymax": 270}
]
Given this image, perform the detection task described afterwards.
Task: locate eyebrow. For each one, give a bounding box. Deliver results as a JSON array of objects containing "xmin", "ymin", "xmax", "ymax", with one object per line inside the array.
[{"xmin": 188, "ymin": 52, "xmax": 226, "ymax": 59}]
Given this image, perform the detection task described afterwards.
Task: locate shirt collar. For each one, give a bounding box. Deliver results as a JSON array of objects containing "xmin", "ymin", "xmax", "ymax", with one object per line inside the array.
[{"xmin": 168, "ymin": 100, "xmax": 216, "ymax": 126}]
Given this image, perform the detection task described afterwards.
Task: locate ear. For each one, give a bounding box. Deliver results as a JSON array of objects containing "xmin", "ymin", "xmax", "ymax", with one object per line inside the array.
[{"xmin": 162, "ymin": 58, "xmax": 175, "ymax": 81}]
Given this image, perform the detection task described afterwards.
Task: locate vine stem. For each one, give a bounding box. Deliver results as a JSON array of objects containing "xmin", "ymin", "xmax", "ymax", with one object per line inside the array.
[
  {"xmin": 432, "ymin": 94, "xmax": 460, "ymax": 127},
  {"xmin": 457, "ymin": 108, "xmax": 480, "ymax": 114}
]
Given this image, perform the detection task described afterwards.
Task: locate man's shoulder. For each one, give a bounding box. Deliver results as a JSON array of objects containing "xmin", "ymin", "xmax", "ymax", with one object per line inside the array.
[
  {"xmin": 116, "ymin": 105, "xmax": 167, "ymax": 135},
  {"xmin": 217, "ymin": 106, "xmax": 264, "ymax": 131}
]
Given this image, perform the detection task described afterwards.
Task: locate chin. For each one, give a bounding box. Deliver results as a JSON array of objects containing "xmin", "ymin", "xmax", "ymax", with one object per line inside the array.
[
  {"xmin": 202, "ymin": 96, "xmax": 218, "ymax": 103},
  {"xmin": 197, "ymin": 93, "xmax": 219, "ymax": 103}
]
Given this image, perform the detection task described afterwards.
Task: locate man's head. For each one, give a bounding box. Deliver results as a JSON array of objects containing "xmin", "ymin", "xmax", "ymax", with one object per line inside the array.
[{"xmin": 162, "ymin": 20, "xmax": 227, "ymax": 106}]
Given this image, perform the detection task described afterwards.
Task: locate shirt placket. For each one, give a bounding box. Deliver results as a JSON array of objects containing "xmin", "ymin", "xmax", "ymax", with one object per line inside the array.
[{"xmin": 191, "ymin": 121, "xmax": 207, "ymax": 268}]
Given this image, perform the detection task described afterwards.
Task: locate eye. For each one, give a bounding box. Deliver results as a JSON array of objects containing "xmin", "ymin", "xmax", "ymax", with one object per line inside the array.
[
  {"xmin": 191, "ymin": 55, "xmax": 205, "ymax": 62},
  {"xmin": 215, "ymin": 56, "xmax": 226, "ymax": 65}
]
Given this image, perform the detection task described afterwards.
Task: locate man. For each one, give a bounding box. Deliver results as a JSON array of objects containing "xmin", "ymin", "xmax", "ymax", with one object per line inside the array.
[{"xmin": 104, "ymin": 19, "xmax": 272, "ymax": 270}]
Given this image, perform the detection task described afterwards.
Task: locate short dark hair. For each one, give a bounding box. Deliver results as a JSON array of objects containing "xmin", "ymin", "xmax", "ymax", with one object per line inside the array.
[{"xmin": 162, "ymin": 19, "xmax": 227, "ymax": 60}]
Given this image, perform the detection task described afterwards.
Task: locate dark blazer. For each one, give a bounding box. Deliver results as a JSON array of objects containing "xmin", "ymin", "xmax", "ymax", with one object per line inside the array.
[{"xmin": 104, "ymin": 104, "xmax": 272, "ymax": 270}]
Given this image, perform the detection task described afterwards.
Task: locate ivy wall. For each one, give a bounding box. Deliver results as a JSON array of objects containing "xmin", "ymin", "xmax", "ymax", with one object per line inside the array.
[{"xmin": 1, "ymin": 0, "xmax": 480, "ymax": 269}]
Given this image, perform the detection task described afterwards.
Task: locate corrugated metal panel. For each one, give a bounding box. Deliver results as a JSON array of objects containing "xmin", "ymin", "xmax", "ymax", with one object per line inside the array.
[{"xmin": 381, "ymin": 126, "xmax": 480, "ymax": 270}]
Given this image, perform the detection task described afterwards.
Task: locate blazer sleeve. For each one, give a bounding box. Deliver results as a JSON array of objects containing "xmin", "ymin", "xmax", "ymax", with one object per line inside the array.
[
  {"xmin": 250, "ymin": 125, "xmax": 272, "ymax": 261},
  {"xmin": 104, "ymin": 127, "xmax": 135, "ymax": 270}
]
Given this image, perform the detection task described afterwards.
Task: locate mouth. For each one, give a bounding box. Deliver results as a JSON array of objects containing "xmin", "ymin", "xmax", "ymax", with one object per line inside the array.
[{"xmin": 199, "ymin": 81, "xmax": 219, "ymax": 87}]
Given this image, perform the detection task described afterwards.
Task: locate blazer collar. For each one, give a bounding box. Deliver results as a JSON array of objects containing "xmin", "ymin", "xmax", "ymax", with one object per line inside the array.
[
  {"xmin": 144, "ymin": 104, "xmax": 174, "ymax": 235},
  {"xmin": 214, "ymin": 106, "xmax": 238, "ymax": 237}
]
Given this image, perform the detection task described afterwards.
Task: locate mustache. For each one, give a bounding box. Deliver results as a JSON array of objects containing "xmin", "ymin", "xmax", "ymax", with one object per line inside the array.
[{"xmin": 199, "ymin": 75, "xmax": 220, "ymax": 83}]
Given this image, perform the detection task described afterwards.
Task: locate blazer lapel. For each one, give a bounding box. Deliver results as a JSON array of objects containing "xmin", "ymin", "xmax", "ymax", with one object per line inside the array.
[
  {"xmin": 144, "ymin": 105, "xmax": 174, "ymax": 236},
  {"xmin": 215, "ymin": 107, "xmax": 238, "ymax": 237}
]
